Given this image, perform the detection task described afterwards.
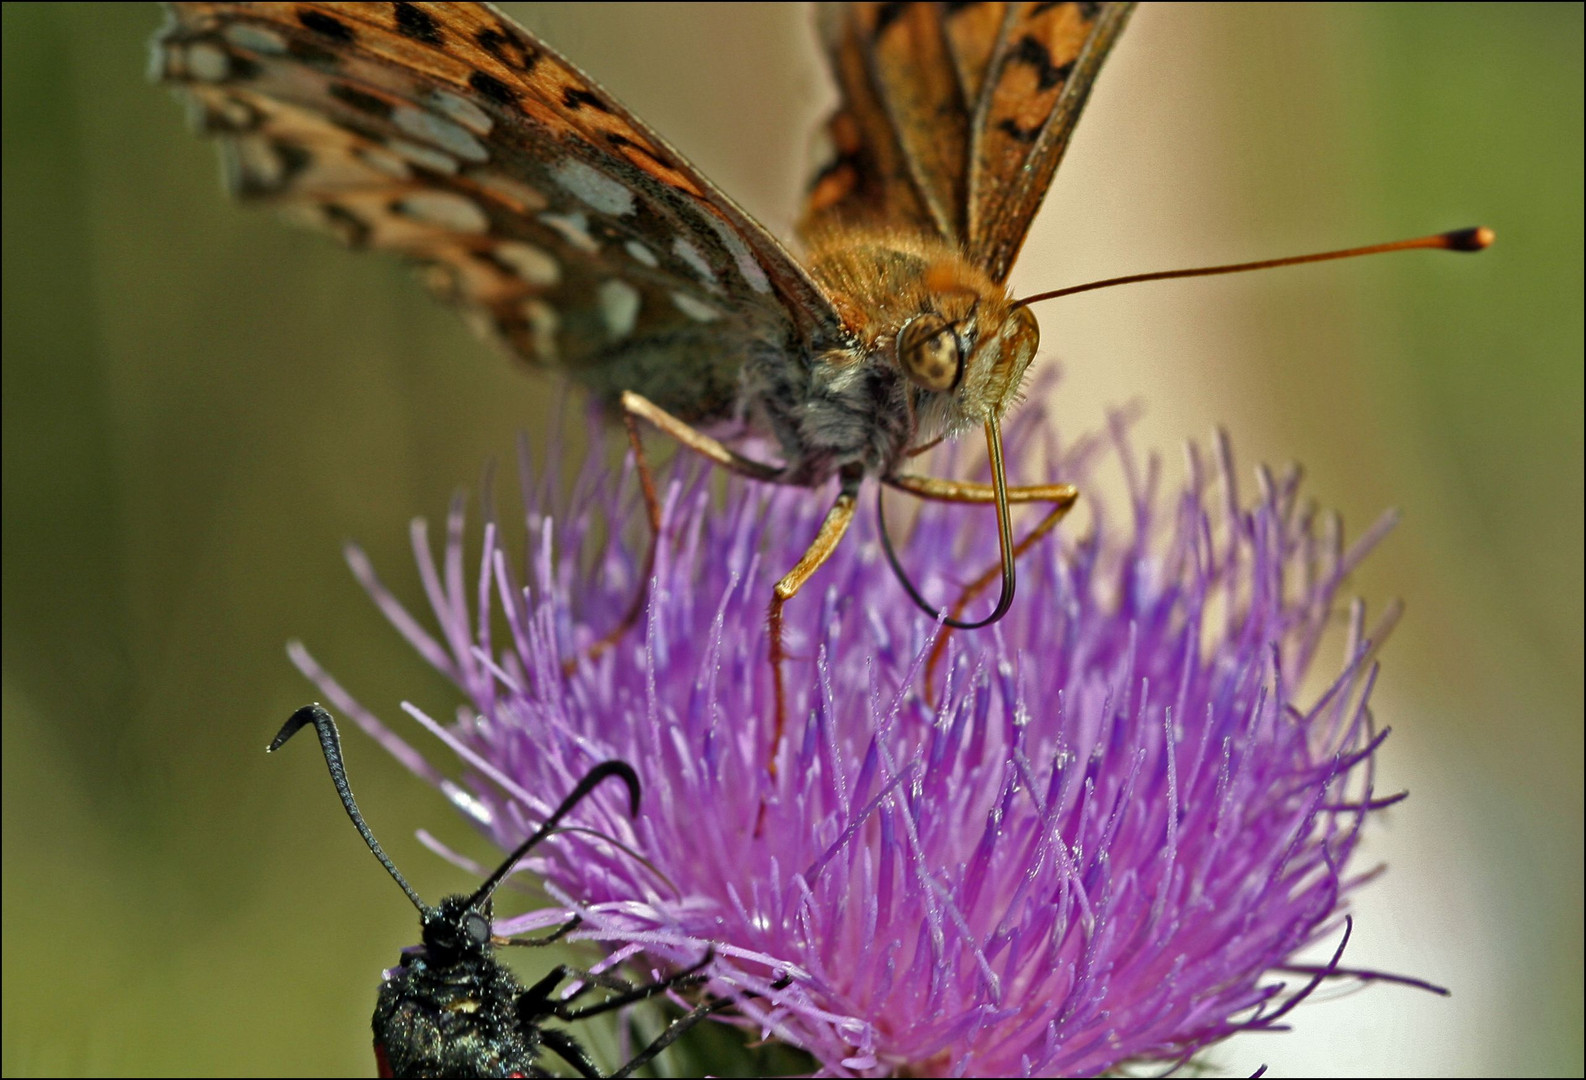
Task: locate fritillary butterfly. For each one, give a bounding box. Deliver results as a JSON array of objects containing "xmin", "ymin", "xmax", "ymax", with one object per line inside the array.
[
  {"xmin": 154, "ymin": 2, "xmax": 1124, "ymax": 595},
  {"xmin": 154, "ymin": 1, "xmax": 1131, "ymax": 741}
]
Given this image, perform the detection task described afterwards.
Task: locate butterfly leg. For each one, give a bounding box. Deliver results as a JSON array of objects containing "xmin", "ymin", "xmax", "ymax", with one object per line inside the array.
[
  {"xmin": 766, "ymin": 474, "xmax": 861, "ymax": 778},
  {"xmin": 883, "ymin": 473, "xmax": 1080, "ymax": 694},
  {"xmin": 620, "ymin": 390, "xmax": 784, "ymax": 483},
  {"xmin": 570, "ymin": 393, "xmax": 786, "ymax": 672},
  {"xmin": 885, "ymin": 474, "xmax": 1079, "ymax": 507},
  {"xmin": 619, "ymin": 391, "xmax": 863, "ymax": 784},
  {"xmin": 565, "ymin": 413, "xmax": 665, "ymax": 672}
]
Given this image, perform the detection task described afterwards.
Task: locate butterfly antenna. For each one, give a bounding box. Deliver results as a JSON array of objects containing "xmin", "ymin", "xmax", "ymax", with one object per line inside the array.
[
  {"xmin": 268, "ymin": 704, "xmax": 428, "ymax": 913},
  {"xmin": 1012, "ymin": 227, "xmax": 1494, "ymax": 308},
  {"xmin": 879, "ymin": 418, "xmax": 1018, "ymax": 630},
  {"xmin": 466, "ymin": 761, "xmax": 641, "ymax": 910}
]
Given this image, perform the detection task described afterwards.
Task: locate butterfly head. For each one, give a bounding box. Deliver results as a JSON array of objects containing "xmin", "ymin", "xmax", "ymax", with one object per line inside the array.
[{"xmin": 885, "ymin": 254, "xmax": 1040, "ymax": 446}]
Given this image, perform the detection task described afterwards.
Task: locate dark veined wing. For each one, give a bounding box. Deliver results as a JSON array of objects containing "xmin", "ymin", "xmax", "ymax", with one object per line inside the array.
[
  {"xmin": 154, "ymin": 2, "xmax": 851, "ymax": 423},
  {"xmin": 800, "ymin": 2, "xmax": 1135, "ymax": 283}
]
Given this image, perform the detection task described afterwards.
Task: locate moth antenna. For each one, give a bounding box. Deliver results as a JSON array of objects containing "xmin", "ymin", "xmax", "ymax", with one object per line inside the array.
[
  {"xmin": 467, "ymin": 761, "xmax": 641, "ymax": 910},
  {"xmin": 879, "ymin": 419, "xmax": 1018, "ymax": 630},
  {"xmin": 1013, "ymin": 227, "xmax": 1495, "ymax": 308},
  {"xmin": 268, "ymin": 704, "xmax": 427, "ymax": 913}
]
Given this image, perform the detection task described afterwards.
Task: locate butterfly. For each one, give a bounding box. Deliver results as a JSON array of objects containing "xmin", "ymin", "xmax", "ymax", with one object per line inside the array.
[{"xmin": 153, "ymin": 1, "xmax": 1134, "ymax": 727}]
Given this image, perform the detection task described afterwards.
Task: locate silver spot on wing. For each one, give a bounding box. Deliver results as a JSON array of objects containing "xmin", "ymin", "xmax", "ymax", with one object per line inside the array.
[
  {"xmin": 598, "ymin": 279, "xmax": 641, "ymax": 338},
  {"xmin": 184, "ymin": 42, "xmax": 231, "ymax": 83},
  {"xmin": 393, "ymin": 105, "xmax": 488, "ymax": 163},
  {"xmin": 671, "ymin": 292, "xmax": 720, "ymax": 323},
  {"xmin": 471, "ymin": 172, "xmax": 548, "ymax": 212},
  {"xmin": 703, "ymin": 214, "xmax": 772, "ymax": 294},
  {"xmin": 624, "ymin": 239, "xmax": 659, "ymax": 268},
  {"xmin": 672, "ymin": 237, "xmax": 718, "ymax": 290},
  {"xmin": 423, "ymin": 89, "xmax": 492, "ymax": 136},
  {"xmin": 352, "ymin": 144, "xmax": 412, "ymax": 180},
  {"xmin": 551, "ymin": 159, "xmax": 635, "ymax": 217},
  {"xmin": 221, "ymin": 24, "xmax": 288, "ymax": 55},
  {"xmin": 224, "ymin": 136, "xmax": 286, "ymax": 189},
  {"xmin": 385, "ymin": 137, "xmax": 459, "ymax": 175},
  {"xmin": 521, "ymin": 299, "xmax": 560, "ymax": 361}
]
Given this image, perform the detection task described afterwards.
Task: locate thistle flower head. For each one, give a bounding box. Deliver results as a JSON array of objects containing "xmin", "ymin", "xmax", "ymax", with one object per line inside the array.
[{"xmin": 294, "ymin": 403, "xmax": 1414, "ymax": 1077}]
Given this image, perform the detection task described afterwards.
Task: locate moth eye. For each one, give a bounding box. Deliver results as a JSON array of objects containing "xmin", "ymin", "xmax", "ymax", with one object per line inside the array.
[
  {"xmin": 898, "ymin": 314, "xmax": 963, "ymax": 393},
  {"xmin": 463, "ymin": 911, "xmax": 491, "ymax": 946}
]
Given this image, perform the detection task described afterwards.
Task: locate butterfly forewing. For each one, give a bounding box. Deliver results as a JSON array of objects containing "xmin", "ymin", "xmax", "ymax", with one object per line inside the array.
[
  {"xmin": 967, "ymin": 1, "xmax": 1134, "ymax": 281},
  {"xmin": 803, "ymin": 1, "xmax": 1135, "ymax": 283},
  {"xmin": 157, "ymin": 1, "xmax": 1137, "ymax": 498},
  {"xmin": 155, "ymin": 1, "xmax": 848, "ymax": 422}
]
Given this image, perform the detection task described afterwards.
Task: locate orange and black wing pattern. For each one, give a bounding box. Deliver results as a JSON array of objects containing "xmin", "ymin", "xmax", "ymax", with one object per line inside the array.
[
  {"xmin": 155, "ymin": 2, "xmax": 849, "ymax": 421},
  {"xmin": 802, "ymin": 1, "xmax": 1135, "ymax": 282}
]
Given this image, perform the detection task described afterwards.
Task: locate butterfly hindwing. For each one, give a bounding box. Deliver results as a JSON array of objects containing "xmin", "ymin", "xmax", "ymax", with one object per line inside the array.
[
  {"xmin": 155, "ymin": 2, "xmax": 847, "ymax": 422},
  {"xmin": 805, "ymin": 2, "xmax": 969, "ymax": 242},
  {"xmin": 802, "ymin": 1, "xmax": 1135, "ymax": 283}
]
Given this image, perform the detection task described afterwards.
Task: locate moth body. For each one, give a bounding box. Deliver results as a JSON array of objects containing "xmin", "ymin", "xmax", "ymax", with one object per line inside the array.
[
  {"xmin": 372, "ymin": 895, "xmax": 544, "ymax": 1078},
  {"xmin": 267, "ymin": 706, "xmax": 716, "ymax": 1079}
]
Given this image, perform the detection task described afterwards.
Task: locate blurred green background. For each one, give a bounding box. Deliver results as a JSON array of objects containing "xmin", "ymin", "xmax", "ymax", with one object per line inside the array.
[{"xmin": 3, "ymin": 4, "xmax": 1579, "ymax": 1076}]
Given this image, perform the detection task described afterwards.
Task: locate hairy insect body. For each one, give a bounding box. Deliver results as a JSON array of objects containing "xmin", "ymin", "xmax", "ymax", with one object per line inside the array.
[
  {"xmin": 371, "ymin": 896, "xmax": 538, "ymax": 1078},
  {"xmin": 375, "ymin": 951, "xmax": 530, "ymax": 1075},
  {"xmin": 746, "ymin": 229, "xmax": 1041, "ymax": 487},
  {"xmin": 264, "ymin": 707, "xmax": 710, "ymax": 1079}
]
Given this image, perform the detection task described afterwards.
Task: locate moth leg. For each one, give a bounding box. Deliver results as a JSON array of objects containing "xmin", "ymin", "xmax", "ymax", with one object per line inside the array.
[
  {"xmin": 537, "ymin": 1029, "xmax": 604, "ymax": 1078},
  {"xmin": 603, "ymin": 959, "xmax": 793, "ymax": 1078},
  {"xmin": 498, "ymin": 914, "xmax": 582, "ymax": 948},
  {"xmin": 882, "ymin": 474, "xmax": 1080, "ymax": 695},
  {"xmin": 553, "ymin": 949, "xmax": 714, "ymax": 1022},
  {"xmin": 533, "ymin": 951, "xmax": 718, "ymax": 1079},
  {"xmin": 607, "ymin": 994, "xmax": 737, "ymax": 1079},
  {"xmin": 767, "ymin": 477, "xmax": 860, "ymax": 780}
]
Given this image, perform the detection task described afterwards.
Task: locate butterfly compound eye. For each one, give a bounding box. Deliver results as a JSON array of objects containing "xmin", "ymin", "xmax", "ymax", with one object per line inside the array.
[{"xmin": 898, "ymin": 314, "xmax": 964, "ymax": 393}]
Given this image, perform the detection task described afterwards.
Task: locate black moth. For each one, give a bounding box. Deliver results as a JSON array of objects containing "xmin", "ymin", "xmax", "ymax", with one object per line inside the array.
[{"xmin": 270, "ymin": 704, "xmax": 723, "ymax": 1078}]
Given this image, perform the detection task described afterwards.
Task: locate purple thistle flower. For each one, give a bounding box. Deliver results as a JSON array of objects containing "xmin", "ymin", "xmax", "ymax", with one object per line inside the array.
[{"xmin": 292, "ymin": 400, "xmax": 1427, "ymax": 1077}]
